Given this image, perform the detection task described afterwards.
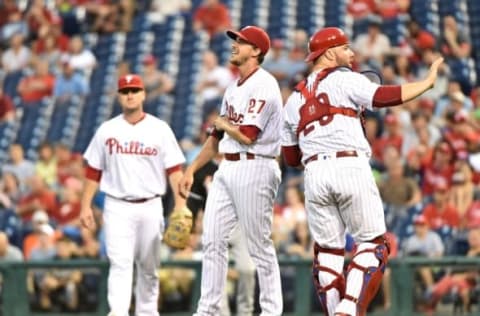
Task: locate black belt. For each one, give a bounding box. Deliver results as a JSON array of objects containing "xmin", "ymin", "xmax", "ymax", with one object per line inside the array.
[
  {"xmin": 224, "ymin": 152, "xmax": 274, "ymax": 161},
  {"xmin": 109, "ymin": 194, "xmax": 161, "ymax": 203},
  {"xmin": 305, "ymin": 150, "xmax": 358, "ymax": 164}
]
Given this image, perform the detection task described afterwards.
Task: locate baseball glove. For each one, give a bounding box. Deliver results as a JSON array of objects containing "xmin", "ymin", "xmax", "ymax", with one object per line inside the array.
[{"xmin": 164, "ymin": 206, "xmax": 193, "ymax": 249}]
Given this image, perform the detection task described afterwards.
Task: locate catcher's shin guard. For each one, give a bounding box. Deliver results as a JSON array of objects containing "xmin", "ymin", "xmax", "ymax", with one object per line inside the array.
[
  {"xmin": 343, "ymin": 235, "xmax": 390, "ymax": 316},
  {"xmin": 312, "ymin": 243, "xmax": 346, "ymax": 316}
]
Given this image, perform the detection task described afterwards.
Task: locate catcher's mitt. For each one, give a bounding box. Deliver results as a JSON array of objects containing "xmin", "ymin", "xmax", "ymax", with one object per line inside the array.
[{"xmin": 164, "ymin": 206, "xmax": 193, "ymax": 249}]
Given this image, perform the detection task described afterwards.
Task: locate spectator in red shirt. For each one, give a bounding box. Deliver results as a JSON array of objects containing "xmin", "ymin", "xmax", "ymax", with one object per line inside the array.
[
  {"xmin": 0, "ymin": 85, "xmax": 15, "ymax": 123},
  {"xmin": 25, "ymin": 0, "xmax": 55, "ymax": 40},
  {"xmin": 444, "ymin": 110, "xmax": 480, "ymax": 155},
  {"xmin": 55, "ymin": 143, "xmax": 82, "ymax": 186},
  {"xmin": 449, "ymin": 160, "xmax": 475, "ymax": 222},
  {"xmin": 421, "ymin": 142, "xmax": 455, "ymax": 196},
  {"xmin": 404, "ymin": 19, "xmax": 436, "ymax": 63},
  {"xmin": 16, "ymin": 174, "xmax": 58, "ymax": 222},
  {"xmin": 422, "ymin": 182, "xmax": 461, "ymax": 230},
  {"xmin": 52, "ymin": 186, "xmax": 81, "ymax": 227},
  {"xmin": 441, "ymin": 15, "xmax": 471, "ymax": 60},
  {"xmin": 193, "ymin": 0, "xmax": 231, "ymax": 38},
  {"xmin": 464, "ymin": 200, "xmax": 480, "ymax": 229},
  {"xmin": 347, "ymin": 0, "xmax": 377, "ymax": 19},
  {"xmin": 372, "ymin": 113, "xmax": 403, "ymax": 164},
  {"xmin": 376, "ymin": 0, "xmax": 410, "ymax": 18},
  {"xmin": 17, "ymin": 59, "xmax": 55, "ymax": 103},
  {"xmin": 0, "ymin": 0, "xmax": 20, "ymax": 28},
  {"xmin": 33, "ymin": 15, "xmax": 70, "ymax": 54}
]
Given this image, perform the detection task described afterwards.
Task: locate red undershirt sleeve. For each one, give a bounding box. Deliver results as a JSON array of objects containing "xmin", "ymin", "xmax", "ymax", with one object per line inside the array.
[
  {"xmin": 282, "ymin": 145, "xmax": 302, "ymax": 167},
  {"xmin": 85, "ymin": 165, "xmax": 102, "ymax": 182},
  {"xmin": 166, "ymin": 164, "xmax": 182, "ymax": 175},
  {"xmin": 239, "ymin": 125, "xmax": 261, "ymax": 141},
  {"xmin": 372, "ymin": 85, "xmax": 402, "ymax": 108}
]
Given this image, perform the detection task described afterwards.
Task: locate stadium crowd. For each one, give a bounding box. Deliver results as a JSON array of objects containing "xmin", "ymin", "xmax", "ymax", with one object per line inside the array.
[{"xmin": 0, "ymin": 0, "xmax": 480, "ymax": 314}]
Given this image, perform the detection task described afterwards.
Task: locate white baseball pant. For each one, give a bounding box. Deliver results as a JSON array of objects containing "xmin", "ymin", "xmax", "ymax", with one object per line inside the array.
[
  {"xmin": 103, "ymin": 196, "xmax": 164, "ymax": 316},
  {"xmin": 195, "ymin": 157, "xmax": 282, "ymax": 316}
]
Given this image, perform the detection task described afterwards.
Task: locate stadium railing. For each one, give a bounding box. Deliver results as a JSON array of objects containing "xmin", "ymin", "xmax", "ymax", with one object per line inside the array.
[{"xmin": 1, "ymin": 257, "xmax": 479, "ymax": 316}]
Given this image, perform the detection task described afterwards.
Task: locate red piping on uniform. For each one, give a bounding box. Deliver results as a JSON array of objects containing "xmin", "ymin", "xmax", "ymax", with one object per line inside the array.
[
  {"xmin": 125, "ymin": 112, "xmax": 146, "ymax": 125},
  {"xmin": 237, "ymin": 67, "xmax": 259, "ymax": 86},
  {"xmin": 166, "ymin": 164, "xmax": 182, "ymax": 175},
  {"xmin": 372, "ymin": 86, "xmax": 402, "ymax": 108},
  {"xmin": 239, "ymin": 125, "xmax": 261, "ymax": 141},
  {"xmin": 85, "ymin": 165, "xmax": 102, "ymax": 182}
]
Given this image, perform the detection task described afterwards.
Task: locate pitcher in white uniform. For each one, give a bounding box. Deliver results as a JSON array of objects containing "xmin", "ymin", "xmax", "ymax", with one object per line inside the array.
[
  {"xmin": 80, "ymin": 74, "xmax": 186, "ymax": 316},
  {"xmin": 281, "ymin": 27, "xmax": 443, "ymax": 316},
  {"xmin": 179, "ymin": 26, "xmax": 283, "ymax": 316}
]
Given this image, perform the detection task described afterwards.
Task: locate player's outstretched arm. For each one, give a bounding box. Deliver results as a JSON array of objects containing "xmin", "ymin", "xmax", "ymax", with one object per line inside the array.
[
  {"xmin": 179, "ymin": 136, "xmax": 219, "ymax": 198},
  {"xmin": 372, "ymin": 57, "xmax": 444, "ymax": 108},
  {"xmin": 401, "ymin": 57, "xmax": 444, "ymax": 102},
  {"xmin": 80, "ymin": 179, "xmax": 99, "ymax": 231}
]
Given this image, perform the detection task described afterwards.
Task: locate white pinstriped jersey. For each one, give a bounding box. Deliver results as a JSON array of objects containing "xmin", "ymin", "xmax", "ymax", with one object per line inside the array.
[
  {"xmin": 218, "ymin": 68, "xmax": 283, "ymax": 157},
  {"xmin": 282, "ymin": 69, "xmax": 380, "ymax": 163},
  {"xmin": 84, "ymin": 114, "xmax": 185, "ymax": 198}
]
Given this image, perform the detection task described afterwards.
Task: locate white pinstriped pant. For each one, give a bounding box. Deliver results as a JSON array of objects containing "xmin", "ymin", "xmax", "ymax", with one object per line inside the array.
[
  {"xmin": 195, "ymin": 157, "xmax": 283, "ymax": 316},
  {"xmin": 303, "ymin": 154, "xmax": 386, "ymax": 248}
]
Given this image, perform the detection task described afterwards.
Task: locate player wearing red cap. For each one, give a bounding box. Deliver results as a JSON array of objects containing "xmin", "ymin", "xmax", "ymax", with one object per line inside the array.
[
  {"xmin": 281, "ymin": 27, "xmax": 444, "ymax": 316},
  {"xmin": 80, "ymin": 74, "xmax": 186, "ymax": 316},
  {"xmin": 180, "ymin": 25, "xmax": 284, "ymax": 316}
]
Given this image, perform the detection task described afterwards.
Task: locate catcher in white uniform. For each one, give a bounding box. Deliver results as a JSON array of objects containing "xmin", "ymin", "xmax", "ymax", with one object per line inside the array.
[
  {"xmin": 281, "ymin": 27, "xmax": 443, "ymax": 316},
  {"xmin": 179, "ymin": 26, "xmax": 283, "ymax": 316},
  {"xmin": 80, "ymin": 74, "xmax": 186, "ymax": 316}
]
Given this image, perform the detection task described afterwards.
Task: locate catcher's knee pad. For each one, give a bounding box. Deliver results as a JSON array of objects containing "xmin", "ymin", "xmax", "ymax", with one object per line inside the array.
[
  {"xmin": 344, "ymin": 235, "xmax": 390, "ymax": 316},
  {"xmin": 312, "ymin": 243, "xmax": 346, "ymax": 316}
]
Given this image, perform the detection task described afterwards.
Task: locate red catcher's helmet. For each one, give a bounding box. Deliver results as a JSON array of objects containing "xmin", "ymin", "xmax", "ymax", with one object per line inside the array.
[{"xmin": 305, "ymin": 27, "xmax": 349, "ymax": 62}]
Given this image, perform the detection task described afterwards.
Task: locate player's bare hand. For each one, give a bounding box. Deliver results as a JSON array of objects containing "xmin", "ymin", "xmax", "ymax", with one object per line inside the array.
[
  {"xmin": 213, "ymin": 116, "xmax": 229, "ymax": 131},
  {"xmin": 427, "ymin": 57, "xmax": 444, "ymax": 86},
  {"xmin": 80, "ymin": 207, "xmax": 96, "ymax": 231},
  {"xmin": 179, "ymin": 171, "xmax": 194, "ymax": 199}
]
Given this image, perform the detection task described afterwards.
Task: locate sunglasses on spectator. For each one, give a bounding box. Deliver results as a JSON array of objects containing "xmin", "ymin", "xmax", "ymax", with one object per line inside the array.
[{"xmin": 119, "ymin": 88, "xmax": 143, "ymax": 95}]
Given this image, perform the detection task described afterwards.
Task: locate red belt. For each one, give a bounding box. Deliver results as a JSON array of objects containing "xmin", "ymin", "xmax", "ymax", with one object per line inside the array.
[
  {"xmin": 224, "ymin": 152, "xmax": 256, "ymax": 161},
  {"xmin": 119, "ymin": 195, "xmax": 161, "ymax": 203},
  {"xmin": 305, "ymin": 150, "xmax": 358, "ymax": 164}
]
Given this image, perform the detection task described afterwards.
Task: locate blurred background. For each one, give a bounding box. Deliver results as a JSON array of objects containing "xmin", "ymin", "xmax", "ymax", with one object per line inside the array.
[{"xmin": 0, "ymin": 0, "xmax": 480, "ymax": 315}]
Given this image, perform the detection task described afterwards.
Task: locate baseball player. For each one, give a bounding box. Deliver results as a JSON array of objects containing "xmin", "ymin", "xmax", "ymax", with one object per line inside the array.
[
  {"xmin": 179, "ymin": 25, "xmax": 283, "ymax": 316},
  {"xmin": 80, "ymin": 74, "xmax": 186, "ymax": 316},
  {"xmin": 281, "ymin": 27, "xmax": 443, "ymax": 316}
]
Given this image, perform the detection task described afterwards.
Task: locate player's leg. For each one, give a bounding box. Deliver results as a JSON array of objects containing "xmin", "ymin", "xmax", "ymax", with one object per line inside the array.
[
  {"xmin": 195, "ymin": 169, "xmax": 237, "ymax": 316},
  {"xmin": 231, "ymin": 159, "xmax": 282, "ymax": 316},
  {"xmin": 134, "ymin": 198, "xmax": 164, "ymax": 316},
  {"xmin": 229, "ymin": 225, "xmax": 256, "ymax": 316},
  {"xmin": 332, "ymin": 157, "xmax": 389, "ymax": 316},
  {"xmin": 304, "ymin": 164, "xmax": 347, "ymax": 316},
  {"xmin": 103, "ymin": 197, "xmax": 137, "ymax": 316},
  {"xmin": 305, "ymin": 193, "xmax": 345, "ymax": 316}
]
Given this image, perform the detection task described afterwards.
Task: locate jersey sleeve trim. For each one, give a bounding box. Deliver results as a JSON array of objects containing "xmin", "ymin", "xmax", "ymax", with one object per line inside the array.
[
  {"xmin": 372, "ymin": 85, "xmax": 402, "ymax": 108},
  {"xmin": 85, "ymin": 165, "xmax": 102, "ymax": 182},
  {"xmin": 166, "ymin": 164, "xmax": 182, "ymax": 175}
]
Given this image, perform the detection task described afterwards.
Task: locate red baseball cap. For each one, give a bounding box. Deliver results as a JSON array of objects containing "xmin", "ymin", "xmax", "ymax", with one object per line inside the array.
[
  {"xmin": 413, "ymin": 214, "xmax": 428, "ymax": 225},
  {"xmin": 433, "ymin": 181, "xmax": 449, "ymax": 192},
  {"xmin": 226, "ymin": 26, "xmax": 271, "ymax": 54},
  {"xmin": 384, "ymin": 113, "xmax": 398, "ymax": 125},
  {"xmin": 143, "ymin": 54, "xmax": 156, "ymax": 65},
  {"xmin": 118, "ymin": 74, "xmax": 144, "ymax": 91}
]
